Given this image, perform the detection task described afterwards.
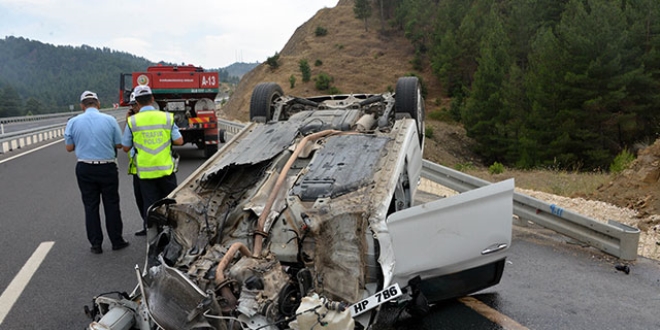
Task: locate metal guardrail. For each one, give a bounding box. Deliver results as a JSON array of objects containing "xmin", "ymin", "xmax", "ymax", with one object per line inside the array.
[
  {"xmin": 0, "ymin": 111, "xmax": 81, "ymax": 124},
  {"xmin": 218, "ymin": 119, "xmax": 246, "ymax": 135},
  {"xmin": 217, "ymin": 119, "xmax": 640, "ymax": 260},
  {"xmin": 421, "ymin": 160, "xmax": 640, "ymax": 260},
  {"xmin": 0, "ymin": 108, "xmax": 126, "ymax": 154},
  {"xmin": 0, "ymin": 125, "xmax": 66, "ymax": 154},
  {"xmin": 0, "ymin": 123, "xmax": 67, "ymax": 140}
]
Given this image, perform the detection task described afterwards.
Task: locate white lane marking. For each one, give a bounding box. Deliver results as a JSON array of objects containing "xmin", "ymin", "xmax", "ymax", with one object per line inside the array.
[
  {"xmin": 0, "ymin": 139, "xmax": 63, "ymax": 165},
  {"xmin": 459, "ymin": 296, "xmax": 529, "ymax": 330},
  {"xmin": 0, "ymin": 241, "xmax": 55, "ymax": 325}
]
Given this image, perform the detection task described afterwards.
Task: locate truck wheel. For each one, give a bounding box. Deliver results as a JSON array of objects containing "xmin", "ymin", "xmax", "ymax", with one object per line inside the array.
[
  {"xmin": 250, "ymin": 83, "xmax": 283, "ymax": 123},
  {"xmin": 395, "ymin": 76, "xmax": 425, "ymax": 144},
  {"xmin": 204, "ymin": 144, "xmax": 218, "ymax": 158},
  {"xmin": 219, "ymin": 129, "xmax": 226, "ymax": 144}
]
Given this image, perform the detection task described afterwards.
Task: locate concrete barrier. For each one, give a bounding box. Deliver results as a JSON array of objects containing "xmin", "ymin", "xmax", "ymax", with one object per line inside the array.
[{"xmin": 0, "ymin": 126, "xmax": 65, "ymax": 154}]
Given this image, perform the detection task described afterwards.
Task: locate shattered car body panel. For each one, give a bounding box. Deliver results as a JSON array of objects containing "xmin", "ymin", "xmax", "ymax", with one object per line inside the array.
[{"xmin": 86, "ymin": 77, "xmax": 514, "ymax": 330}]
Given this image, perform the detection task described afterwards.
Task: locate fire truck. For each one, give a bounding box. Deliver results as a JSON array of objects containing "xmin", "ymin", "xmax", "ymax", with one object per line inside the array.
[{"xmin": 119, "ymin": 64, "xmax": 221, "ymax": 158}]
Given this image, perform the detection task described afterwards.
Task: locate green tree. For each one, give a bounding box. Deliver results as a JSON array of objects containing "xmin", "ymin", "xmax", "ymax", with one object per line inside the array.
[
  {"xmin": 622, "ymin": 0, "xmax": 660, "ymax": 142},
  {"xmin": 314, "ymin": 73, "xmax": 333, "ymax": 91},
  {"xmin": 552, "ymin": 0, "xmax": 635, "ymax": 168},
  {"xmin": 505, "ymin": 0, "xmax": 542, "ymax": 70},
  {"xmin": 524, "ymin": 27, "xmax": 565, "ymax": 167},
  {"xmin": 501, "ymin": 63, "xmax": 534, "ymax": 168},
  {"xmin": 428, "ymin": 0, "xmax": 471, "ymax": 97},
  {"xmin": 462, "ymin": 7, "xmax": 512, "ymax": 164},
  {"xmin": 0, "ymin": 85, "xmax": 23, "ymax": 117},
  {"xmin": 299, "ymin": 59, "xmax": 312, "ymax": 82},
  {"xmin": 315, "ymin": 26, "xmax": 328, "ymax": 37},
  {"xmin": 25, "ymin": 97, "xmax": 44, "ymax": 115},
  {"xmin": 354, "ymin": 0, "xmax": 373, "ymax": 31},
  {"xmin": 289, "ymin": 75, "xmax": 296, "ymax": 89},
  {"xmin": 266, "ymin": 52, "xmax": 280, "ymax": 69}
]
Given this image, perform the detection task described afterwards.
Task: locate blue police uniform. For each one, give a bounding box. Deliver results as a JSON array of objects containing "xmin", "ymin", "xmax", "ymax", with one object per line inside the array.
[{"xmin": 65, "ymin": 99, "xmax": 128, "ymax": 253}]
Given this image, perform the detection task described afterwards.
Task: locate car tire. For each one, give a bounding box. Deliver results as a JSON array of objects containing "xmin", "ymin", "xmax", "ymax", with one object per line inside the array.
[
  {"xmin": 250, "ymin": 82, "xmax": 283, "ymax": 123},
  {"xmin": 395, "ymin": 76, "xmax": 425, "ymax": 144}
]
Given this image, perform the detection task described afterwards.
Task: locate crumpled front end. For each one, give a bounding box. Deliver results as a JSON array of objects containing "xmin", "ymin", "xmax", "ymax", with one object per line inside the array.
[{"xmin": 131, "ymin": 118, "xmax": 400, "ymax": 329}]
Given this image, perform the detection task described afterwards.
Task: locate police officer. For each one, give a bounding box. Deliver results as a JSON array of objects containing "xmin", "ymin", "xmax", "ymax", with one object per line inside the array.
[
  {"xmin": 125, "ymin": 92, "xmax": 146, "ymax": 236},
  {"xmin": 65, "ymin": 90, "xmax": 129, "ymax": 254},
  {"xmin": 122, "ymin": 85, "xmax": 184, "ymax": 235}
]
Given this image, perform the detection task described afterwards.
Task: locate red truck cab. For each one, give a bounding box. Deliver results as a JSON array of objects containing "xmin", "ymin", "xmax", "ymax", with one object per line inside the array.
[{"xmin": 119, "ymin": 64, "xmax": 221, "ymax": 158}]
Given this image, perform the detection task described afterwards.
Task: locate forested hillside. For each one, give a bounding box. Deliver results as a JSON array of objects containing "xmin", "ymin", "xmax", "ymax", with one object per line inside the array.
[
  {"xmin": 0, "ymin": 36, "xmax": 153, "ymax": 115},
  {"xmin": 0, "ymin": 36, "xmax": 253, "ymax": 116},
  {"xmin": 391, "ymin": 0, "xmax": 660, "ymax": 170}
]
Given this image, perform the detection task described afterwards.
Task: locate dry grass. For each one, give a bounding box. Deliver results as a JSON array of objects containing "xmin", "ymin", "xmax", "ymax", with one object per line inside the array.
[
  {"xmin": 464, "ymin": 168, "xmax": 613, "ymax": 198},
  {"xmin": 222, "ymin": 1, "xmax": 442, "ymax": 122}
]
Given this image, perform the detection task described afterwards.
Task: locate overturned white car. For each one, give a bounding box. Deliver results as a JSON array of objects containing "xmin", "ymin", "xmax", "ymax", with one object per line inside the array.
[{"xmin": 86, "ymin": 77, "xmax": 514, "ymax": 330}]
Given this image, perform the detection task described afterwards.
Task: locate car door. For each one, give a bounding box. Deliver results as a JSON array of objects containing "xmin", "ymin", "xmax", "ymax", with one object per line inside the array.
[{"xmin": 387, "ymin": 179, "xmax": 514, "ymax": 302}]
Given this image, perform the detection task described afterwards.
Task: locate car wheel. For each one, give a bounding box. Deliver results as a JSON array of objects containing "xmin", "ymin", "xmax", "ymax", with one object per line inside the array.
[
  {"xmin": 250, "ymin": 82, "xmax": 283, "ymax": 123},
  {"xmin": 395, "ymin": 76, "xmax": 425, "ymax": 144}
]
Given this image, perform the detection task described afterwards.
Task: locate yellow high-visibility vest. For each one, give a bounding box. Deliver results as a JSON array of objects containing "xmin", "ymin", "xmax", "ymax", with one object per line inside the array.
[{"xmin": 128, "ymin": 111, "xmax": 175, "ymax": 179}]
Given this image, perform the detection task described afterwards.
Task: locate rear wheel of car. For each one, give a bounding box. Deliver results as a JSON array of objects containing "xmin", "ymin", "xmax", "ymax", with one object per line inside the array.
[
  {"xmin": 250, "ymin": 83, "xmax": 283, "ymax": 123},
  {"xmin": 395, "ymin": 76, "xmax": 425, "ymax": 144}
]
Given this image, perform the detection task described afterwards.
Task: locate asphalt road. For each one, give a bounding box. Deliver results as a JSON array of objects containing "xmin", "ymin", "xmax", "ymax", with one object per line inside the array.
[
  {"xmin": 0, "ymin": 140, "xmax": 209, "ymax": 330},
  {"xmin": 0, "ymin": 139, "xmax": 659, "ymax": 330}
]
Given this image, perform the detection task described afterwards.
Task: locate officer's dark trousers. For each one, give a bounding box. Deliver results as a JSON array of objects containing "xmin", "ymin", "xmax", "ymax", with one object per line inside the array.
[
  {"xmin": 75, "ymin": 162, "xmax": 124, "ymax": 247},
  {"xmin": 139, "ymin": 173, "xmax": 177, "ymax": 228},
  {"xmin": 132, "ymin": 174, "xmax": 145, "ymax": 226}
]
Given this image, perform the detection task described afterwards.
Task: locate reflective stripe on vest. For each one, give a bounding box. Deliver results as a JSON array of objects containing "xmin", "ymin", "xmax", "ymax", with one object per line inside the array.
[{"xmin": 128, "ymin": 112, "xmax": 175, "ymax": 179}]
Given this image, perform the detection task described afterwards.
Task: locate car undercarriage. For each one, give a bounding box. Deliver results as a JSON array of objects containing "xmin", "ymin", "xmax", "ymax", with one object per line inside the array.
[{"xmin": 86, "ymin": 77, "xmax": 514, "ymax": 330}]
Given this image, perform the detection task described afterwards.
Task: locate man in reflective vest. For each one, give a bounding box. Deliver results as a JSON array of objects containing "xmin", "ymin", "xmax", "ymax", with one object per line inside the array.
[
  {"xmin": 122, "ymin": 85, "xmax": 184, "ymax": 235},
  {"xmin": 125, "ymin": 91, "xmax": 147, "ymax": 236}
]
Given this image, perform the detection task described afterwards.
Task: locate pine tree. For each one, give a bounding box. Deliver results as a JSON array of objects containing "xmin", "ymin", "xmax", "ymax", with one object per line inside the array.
[
  {"xmin": 463, "ymin": 6, "xmax": 512, "ymax": 163},
  {"xmin": 25, "ymin": 97, "xmax": 44, "ymax": 115},
  {"xmin": 0, "ymin": 85, "xmax": 23, "ymax": 117},
  {"xmin": 524, "ymin": 27, "xmax": 566, "ymax": 167},
  {"xmin": 621, "ymin": 0, "xmax": 660, "ymax": 142},
  {"xmin": 354, "ymin": 0, "xmax": 373, "ymax": 31},
  {"xmin": 299, "ymin": 59, "xmax": 312, "ymax": 83},
  {"xmin": 554, "ymin": 0, "xmax": 633, "ymax": 168}
]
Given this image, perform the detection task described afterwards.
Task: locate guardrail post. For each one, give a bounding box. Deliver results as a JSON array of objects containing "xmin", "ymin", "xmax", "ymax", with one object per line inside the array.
[{"xmin": 608, "ymin": 220, "xmax": 641, "ymax": 260}]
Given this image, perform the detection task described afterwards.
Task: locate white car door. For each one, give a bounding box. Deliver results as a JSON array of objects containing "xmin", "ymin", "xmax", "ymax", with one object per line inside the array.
[{"xmin": 387, "ymin": 179, "xmax": 514, "ymax": 302}]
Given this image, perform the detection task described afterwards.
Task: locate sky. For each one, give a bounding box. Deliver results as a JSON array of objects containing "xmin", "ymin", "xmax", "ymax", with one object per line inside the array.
[{"xmin": 0, "ymin": 0, "xmax": 339, "ymax": 69}]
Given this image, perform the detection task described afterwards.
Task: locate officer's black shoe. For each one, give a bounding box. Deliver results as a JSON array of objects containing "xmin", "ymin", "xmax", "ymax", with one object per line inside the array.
[
  {"xmin": 112, "ymin": 241, "xmax": 130, "ymax": 251},
  {"xmin": 90, "ymin": 246, "xmax": 103, "ymax": 254}
]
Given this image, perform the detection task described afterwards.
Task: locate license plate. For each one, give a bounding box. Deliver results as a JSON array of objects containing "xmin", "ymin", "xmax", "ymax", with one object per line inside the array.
[{"xmin": 350, "ymin": 283, "xmax": 402, "ymax": 317}]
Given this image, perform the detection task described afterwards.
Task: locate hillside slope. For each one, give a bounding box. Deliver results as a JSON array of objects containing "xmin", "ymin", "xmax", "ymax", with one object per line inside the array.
[{"xmin": 221, "ymin": 0, "xmax": 479, "ymax": 166}]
